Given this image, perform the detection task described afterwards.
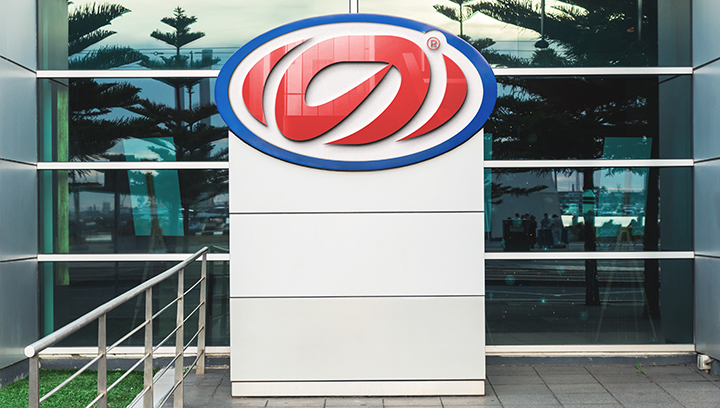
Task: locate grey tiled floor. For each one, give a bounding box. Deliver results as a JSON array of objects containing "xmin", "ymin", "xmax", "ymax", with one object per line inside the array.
[{"xmin": 178, "ymin": 364, "xmax": 720, "ymax": 407}]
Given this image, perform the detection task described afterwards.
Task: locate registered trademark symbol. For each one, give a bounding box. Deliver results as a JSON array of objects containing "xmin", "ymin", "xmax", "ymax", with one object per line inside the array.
[{"xmin": 427, "ymin": 37, "xmax": 440, "ymax": 50}]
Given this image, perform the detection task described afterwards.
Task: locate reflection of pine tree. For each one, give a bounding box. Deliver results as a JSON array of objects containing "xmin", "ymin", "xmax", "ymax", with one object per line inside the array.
[
  {"xmin": 470, "ymin": 0, "xmax": 657, "ymax": 67},
  {"xmin": 133, "ymin": 7, "xmax": 228, "ymax": 250},
  {"xmin": 466, "ymin": 1, "xmax": 661, "ymax": 309},
  {"xmin": 68, "ymin": 2, "xmax": 146, "ymax": 161},
  {"xmin": 433, "ymin": 0, "xmax": 481, "ymax": 38}
]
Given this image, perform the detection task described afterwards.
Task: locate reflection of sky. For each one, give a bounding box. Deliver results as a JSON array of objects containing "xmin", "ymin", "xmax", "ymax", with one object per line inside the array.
[
  {"xmin": 555, "ymin": 170, "xmax": 648, "ymax": 193},
  {"xmin": 71, "ymin": 0, "xmax": 553, "ymax": 61},
  {"xmin": 72, "ymin": 0, "xmax": 349, "ymax": 54}
]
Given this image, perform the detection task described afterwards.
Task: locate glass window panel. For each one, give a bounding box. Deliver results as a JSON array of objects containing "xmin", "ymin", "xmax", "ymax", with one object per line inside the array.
[
  {"xmin": 486, "ymin": 259, "xmax": 692, "ymax": 345},
  {"xmin": 40, "ymin": 261, "xmax": 229, "ymax": 347},
  {"xmin": 57, "ymin": 1, "xmax": 349, "ymax": 70},
  {"xmin": 485, "ymin": 76, "xmax": 691, "ymax": 160},
  {"xmin": 39, "ymin": 170, "xmax": 229, "ymax": 254},
  {"xmin": 485, "ymin": 167, "xmax": 691, "ymax": 252},
  {"xmin": 361, "ymin": 0, "xmax": 690, "ymax": 67},
  {"xmin": 40, "ymin": 78, "xmax": 227, "ymax": 162}
]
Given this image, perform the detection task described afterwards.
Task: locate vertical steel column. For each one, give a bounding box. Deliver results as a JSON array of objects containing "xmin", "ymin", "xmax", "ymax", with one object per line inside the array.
[
  {"xmin": 29, "ymin": 355, "xmax": 39, "ymax": 408},
  {"xmin": 144, "ymin": 288, "xmax": 154, "ymax": 408},
  {"xmin": 98, "ymin": 314, "xmax": 108, "ymax": 408},
  {"xmin": 197, "ymin": 254, "xmax": 207, "ymax": 374},
  {"xmin": 349, "ymin": 0, "xmax": 358, "ymax": 13},
  {"xmin": 174, "ymin": 268, "xmax": 184, "ymax": 408}
]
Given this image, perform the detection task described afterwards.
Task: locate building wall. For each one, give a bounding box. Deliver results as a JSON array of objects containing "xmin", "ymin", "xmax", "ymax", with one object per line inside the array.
[
  {"xmin": 0, "ymin": 0, "xmax": 39, "ymax": 374},
  {"xmin": 693, "ymin": 0, "xmax": 720, "ymax": 361}
]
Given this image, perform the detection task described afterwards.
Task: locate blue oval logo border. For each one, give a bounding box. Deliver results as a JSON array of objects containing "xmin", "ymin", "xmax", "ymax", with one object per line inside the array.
[{"xmin": 215, "ymin": 13, "xmax": 497, "ymax": 171}]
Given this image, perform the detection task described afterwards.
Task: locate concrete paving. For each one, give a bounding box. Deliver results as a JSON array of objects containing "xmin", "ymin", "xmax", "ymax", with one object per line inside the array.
[{"xmin": 175, "ymin": 364, "xmax": 720, "ymax": 408}]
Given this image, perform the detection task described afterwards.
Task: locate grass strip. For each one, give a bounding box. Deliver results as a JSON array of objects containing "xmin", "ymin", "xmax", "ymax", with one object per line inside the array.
[{"xmin": 0, "ymin": 369, "xmax": 144, "ymax": 408}]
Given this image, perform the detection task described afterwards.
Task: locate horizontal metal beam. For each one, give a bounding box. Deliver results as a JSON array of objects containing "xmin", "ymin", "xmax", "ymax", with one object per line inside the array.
[
  {"xmin": 38, "ymin": 253, "xmax": 229, "ymax": 262},
  {"xmin": 485, "ymin": 159, "xmax": 694, "ymax": 168},
  {"xmin": 493, "ymin": 67, "xmax": 693, "ymax": 76},
  {"xmin": 485, "ymin": 251, "xmax": 694, "ymax": 260},
  {"xmin": 36, "ymin": 66, "xmax": 693, "ymax": 79},
  {"xmin": 37, "ymin": 161, "xmax": 229, "ymax": 170},
  {"xmin": 37, "ymin": 70, "xmax": 220, "ymax": 78},
  {"xmin": 486, "ymin": 344, "xmax": 695, "ymax": 356}
]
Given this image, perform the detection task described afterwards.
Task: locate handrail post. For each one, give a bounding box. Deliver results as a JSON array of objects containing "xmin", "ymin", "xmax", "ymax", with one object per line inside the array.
[
  {"xmin": 29, "ymin": 355, "xmax": 39, "ymax": 408},
  {"xmin": 174, "ymin": 267, "xmax": 184, "ymax": 408},
  {"xmin": 197, "ymin": 253, "xmax": 207, "ymax": 374},
  {"xmin": 144, "ymin": 288, "xmax": 154, "ymax": 408},
  {"xmin": 98, "ymin": 313, "xmax": 108, "ymax": 408}
]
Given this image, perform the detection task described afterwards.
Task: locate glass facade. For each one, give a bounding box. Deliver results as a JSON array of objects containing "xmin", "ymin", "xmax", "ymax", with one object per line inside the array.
[
  {"xmin": 487, "ymin": 76, "xmax": 692, "ymax": 160},
  {"xmin": 486, "ymin": 259, "xmax": 692, "ymax": 344},
  {"xmin": 486, "ymin": 167, "xmax": 692, "ymax": 252},
  {"xmin": 362, "ymin": 0, "xmax": 691, "ymax": 67},
  {"xmin": 40, "ymin": 261, "xmax": 229, "ymax": 347},
  {"xmin": 36, "ymin": 0, "xmax": 694, "ymax": 350},
  {"xmin": 40, "ymin": 78, "xmax": 227, "ymax": 162},
  {"xmin": 39, "ymin": 170, "xmax": 228, "ymax": 254},
  {"xmin": 58, "ymin": 1, "xmax": 348, "ymax": 70}
]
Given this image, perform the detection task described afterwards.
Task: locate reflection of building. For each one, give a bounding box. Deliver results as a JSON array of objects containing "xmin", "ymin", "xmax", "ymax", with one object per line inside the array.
[{"xmin": 4, "ymin": 0, "xmax": 720, "ymax": 387}]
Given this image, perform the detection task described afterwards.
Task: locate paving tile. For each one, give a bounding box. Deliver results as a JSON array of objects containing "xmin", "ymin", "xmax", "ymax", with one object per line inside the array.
[
  {"xmin": 534, "ymin": 366, "xmax": 590, "ymax": 376},
  {"xmin": 641, "ymin": 365, "xmax": 695, "ymax": 375},
  {"xmin": 183, "ymin": 394, "xmax": 213, "ymax": 407},
  {"xmin": 496, "ymin": 393, "xmax": 560, "ymax": 406},
  {"xmin": 487, "ymin": 374, "xmax": 544, "ymax": 385},
  {"xmin": 585, "ymin": 366, "xmax": 641, "ymax": 375},
  {"xmin": 672, "ymin": 374, "xmax": 713, "ymax": 382},
  {"xmin": 501, "ymin": 403, "xmax": 561, "ymax": 408},
  {"xmin": 265, "ymin": 397, "xmax": 326, "ymax": 407},
  {"xmin": 560, "ymin": 405, "xmax": 623, "ymax": 408},
  {"xmin": 603, "ymin": 383, "xmax": 664, "ymax": 393},
  {"xmin": 683, "ymin": 403, "xmax": 720, "ymax": 408},
  {"xmin": 662, "ymin": 390, "xmax": 720, "ymax": 404},
  {"xmin": 546, "ymin": 383, "xmax": 606, "ymax": 394},
  {"xmin": 184, "ymin": 383, "xmax": 219, "ymax": 396},
  {"xmin": 611, "ymin": 391, "xmax": 678, "ymax": 405},
  {"xmin": 658, "ymin": 382, "xmax": 720, "ymax": 393},
  {"xmin": 554, "ymin": 392, "xmax": 618, "ymax": 405},
  {"xmin": 382, "ymin": 397, "xmax": 442, "ymax": 406},
  {"xmin": 323, "ymin": 397, "xmax": 383, "ymax": 407},
  {"xmin": 492, "ymin": 383, "xmax": 552, "ymax": 394},
  {"xmin": 620, "ymin": 403, "xmax": 684, "ymax": 408},
  {"xmin": 209, "ymin": 397, "xmax": 269, "ymax": 407},
  {"xmin": 541, "ymin": 374, "xmax": 599, "ymax": 385},
  {"xmin": 440, "ymin": 396, "xmax": 502, "ymax": 406},
  {"xmin": 593, "ymin": 373, "xmax": 652, "ymax": 384},
  {"xmin": 486, "ymin": 366, "xmax": 538, "ymax": 375}
]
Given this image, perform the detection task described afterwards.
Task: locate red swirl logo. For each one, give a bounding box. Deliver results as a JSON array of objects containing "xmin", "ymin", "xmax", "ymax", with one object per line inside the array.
[
  {"xmin": 215, "ymin": 15, "xmax": 496, "ymax": 171},
  {"xmin": 242, "ymin": 35, "xmax": 467, "ymax": 145}
]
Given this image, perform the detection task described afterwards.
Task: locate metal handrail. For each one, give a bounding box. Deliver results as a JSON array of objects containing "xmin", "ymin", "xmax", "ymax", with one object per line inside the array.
[{"xmin": 26, "ymin": 247, "xmax": 209, "ymax": 408}]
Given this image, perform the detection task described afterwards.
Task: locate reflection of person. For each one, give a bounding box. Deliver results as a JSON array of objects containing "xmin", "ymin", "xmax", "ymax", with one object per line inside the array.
[
  {"xmin": 540, "ymin": 213, "xmax": 551, "ymax": 229},
  {"xmin": 528, "ymin": 215, "xmax": 538, "ymax": 248},
  {"xmin": 550, "ymin": 214, "xmax": 563, "ymax": 246}
]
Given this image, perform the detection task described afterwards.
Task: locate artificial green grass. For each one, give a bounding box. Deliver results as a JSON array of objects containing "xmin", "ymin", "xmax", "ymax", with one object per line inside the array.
[{"xmin": 0, "ymin": 369, "xmax": 145, "ymax": 408}]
